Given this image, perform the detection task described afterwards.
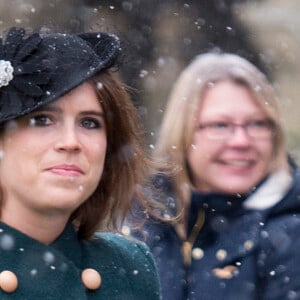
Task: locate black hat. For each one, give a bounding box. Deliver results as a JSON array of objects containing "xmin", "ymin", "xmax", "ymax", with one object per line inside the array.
[{"xmin": 0, "ymin": 27, "xmax": 120, "ymax": 123}]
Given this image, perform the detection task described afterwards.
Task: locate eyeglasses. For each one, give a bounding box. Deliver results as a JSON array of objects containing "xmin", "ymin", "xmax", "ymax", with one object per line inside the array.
[{"xmin": 197, "ymin": 120, "xmax": 274, "ymax": 140}]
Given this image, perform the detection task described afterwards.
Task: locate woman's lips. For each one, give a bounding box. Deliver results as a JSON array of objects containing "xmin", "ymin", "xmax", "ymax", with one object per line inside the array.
[
  {"xmin": 223, "ymin": 159, "xmax": 253, "ymax": 167},
  {"xmin": 46, "ymin": 164, "xmax": 84, "ymax": 176},
  {"xmin": 216, "ymin": 159, "xmax": 255, "ymax": 172}
]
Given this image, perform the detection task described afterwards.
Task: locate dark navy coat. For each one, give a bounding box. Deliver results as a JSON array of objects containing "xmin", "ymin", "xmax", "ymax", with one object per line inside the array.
[
  {"xmin": 0, "ymin": 221, "xmax": 161, "ymax": 299},
  {"xmin": 134, "ymin": 168, "xmax": 300, "ymax": 300}
]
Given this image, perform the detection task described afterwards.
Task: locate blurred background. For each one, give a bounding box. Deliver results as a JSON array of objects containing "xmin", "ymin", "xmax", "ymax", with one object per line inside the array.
[{"xmin": 1, "ymin": 0, "xmax": 300, "ymax": 160}]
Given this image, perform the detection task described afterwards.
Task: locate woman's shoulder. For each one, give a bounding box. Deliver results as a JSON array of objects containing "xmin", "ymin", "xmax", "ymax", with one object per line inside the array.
[
  {"xmin": 91, "ymin": 232, "xmax": 152, "ymax": 256},
  {"xmin": 83, "ymin": 232, "xmax": 158, "ymax": 275},
  {"xmin": 81, "ymin": 232, "xmax": 161, "ymax": 299}
]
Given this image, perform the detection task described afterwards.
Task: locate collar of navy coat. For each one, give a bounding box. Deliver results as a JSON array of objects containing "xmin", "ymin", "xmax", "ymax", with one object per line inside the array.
[
  {"xmin": 149, "ymin": 168, "xmax": 297, "ymax": 270},
  {"xmin": 0, "ymin": 221, "xmax": 161, "ymax": 299},
  {"xmin": 187, "ymin": 168, "xmax": 295, "ymax": 267}
]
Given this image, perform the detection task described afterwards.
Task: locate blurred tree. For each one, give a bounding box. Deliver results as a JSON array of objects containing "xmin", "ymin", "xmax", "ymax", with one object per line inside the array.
[
  {"xmin": 80, "ymin": 0, "xmax": 270, "ymax": 143},
  {"xmin": 83, "ymin": 0, "xmax": 269, "ymax": 96}
]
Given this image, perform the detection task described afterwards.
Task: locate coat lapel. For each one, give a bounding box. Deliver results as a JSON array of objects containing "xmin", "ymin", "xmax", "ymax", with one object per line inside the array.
[{"xmin": 0, "ymin": 222, "xmax": 87, "ymax": 299}]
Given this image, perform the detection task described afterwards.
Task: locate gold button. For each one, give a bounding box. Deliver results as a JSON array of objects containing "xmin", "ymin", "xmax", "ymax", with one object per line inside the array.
[
  {"xmin": 81, "ymin": 268, "xmax": 101, "ymax": 290},
  {"xmin": 244, "ymin": 240, "xmax": 254, "ymax": 251},
  {"xmin": 0, "ymin": 270, "xmax": 18, "ymax": 293},
  {"xmin": 216, "ymin": 249, "xmax": 227, "ymax": 261},
  {"xmin": 192, "ymin": 247, "xmax": 204, "ymax": 260},
  {"xmin": 213, "ymin": 265, "xmax": 238, "ymax": 279}
]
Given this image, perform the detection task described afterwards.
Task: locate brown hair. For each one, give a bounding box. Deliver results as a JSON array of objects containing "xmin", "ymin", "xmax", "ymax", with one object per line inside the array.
[{"xmin": 71, "ymin": 70, "xmax": 154, "ymax": 239}]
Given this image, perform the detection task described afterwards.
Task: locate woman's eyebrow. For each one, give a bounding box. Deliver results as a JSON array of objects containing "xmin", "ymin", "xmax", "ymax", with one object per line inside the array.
[{"xmin": 79, "ymin": 111, "xmax": 104, "ymax": 117}]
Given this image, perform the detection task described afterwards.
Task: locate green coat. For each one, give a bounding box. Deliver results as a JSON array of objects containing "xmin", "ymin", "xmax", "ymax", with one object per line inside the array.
[{"xmin": 0, "ymin": 222, "xmax": 161, "ymax": 299}]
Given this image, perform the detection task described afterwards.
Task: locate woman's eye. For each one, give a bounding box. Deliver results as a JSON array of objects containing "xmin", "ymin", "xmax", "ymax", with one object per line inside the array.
[
  {"xmin": 81, "ymin": 118, "xmax": 101, "ymax": 129},
  {"xmin": 211, "ymin": 122, "xmax": 229, "ymax": 129},
  {"xmin": 29, "ymin": 115, "xmax": 52, "ymax": 127},
  {"xmin": 249, "ymin": 120, "xmax": 269, "ymax": 128}
]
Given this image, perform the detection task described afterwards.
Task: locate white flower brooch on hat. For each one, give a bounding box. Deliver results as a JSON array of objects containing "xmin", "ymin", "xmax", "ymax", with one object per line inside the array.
[
  {"xmin": 0, "ymin": 60, "xmax": 13, "ymax": 88},
  {"xmin": 0, "ymin": 27, "xmax": 51, "ymax": 122}
]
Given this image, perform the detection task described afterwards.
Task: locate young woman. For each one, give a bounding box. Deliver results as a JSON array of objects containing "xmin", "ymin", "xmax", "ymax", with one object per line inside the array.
[
  {"xmin": 0, "ymin": 27, "xmax": 161, "ymax": 299},
  {"xmin": 133, "ymin": 53, "xmax": 300, "ymax": 299}
]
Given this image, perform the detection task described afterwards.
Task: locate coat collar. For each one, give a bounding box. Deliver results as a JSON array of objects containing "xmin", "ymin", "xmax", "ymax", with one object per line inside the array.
[
  {"xmin": 0, "ymin": 221, "xmax": 83, "ymax": 269},
  {"xmin": 0, "ymin": 221, "xmax": 88, "ymax": 298},
  {"xmin": 50, "ymin": 222, "xmax": 83, "ymax": 268},
  {"xmin": 244, "ymin": 170, "xmax": 292, "ymax": 210}
]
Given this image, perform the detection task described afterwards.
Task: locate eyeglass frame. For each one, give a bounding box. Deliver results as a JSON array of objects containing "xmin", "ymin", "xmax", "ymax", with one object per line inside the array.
[{"xmin": 196, "ymin": 119, "xmax": 275, "ymax": 140}]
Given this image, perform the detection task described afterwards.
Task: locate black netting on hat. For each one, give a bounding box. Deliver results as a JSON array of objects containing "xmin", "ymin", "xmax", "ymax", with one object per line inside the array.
[{"xmin": 0, "ymin": 27, "xmax": 120, "ymax": 123}]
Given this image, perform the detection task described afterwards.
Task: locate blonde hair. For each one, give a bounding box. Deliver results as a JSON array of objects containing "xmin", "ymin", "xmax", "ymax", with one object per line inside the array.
[{"xmin": 155, "ymin": 52, "xmax": 289, "ymax": 213}]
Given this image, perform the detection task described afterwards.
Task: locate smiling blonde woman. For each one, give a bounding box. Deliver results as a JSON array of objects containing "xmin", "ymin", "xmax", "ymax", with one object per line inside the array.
[{"xmin": 133, "ymin": 52, "xmax": 300, "ymax": 300}]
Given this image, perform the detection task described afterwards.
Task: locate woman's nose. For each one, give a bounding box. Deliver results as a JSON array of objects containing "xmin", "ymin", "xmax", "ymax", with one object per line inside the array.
[
  {"xmin": 226, "ymin": 126, "xmax": 251, "ymax": 146},
  {"xmin": 54, "ymin": 124, "xmax": 81, "ymax": 152}
]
